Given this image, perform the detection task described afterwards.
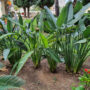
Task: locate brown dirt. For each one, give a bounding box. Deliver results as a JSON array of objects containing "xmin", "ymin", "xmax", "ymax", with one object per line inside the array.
[{"xmin": 0, "ymin": 58, "xmax": 90, "ymax": 90}]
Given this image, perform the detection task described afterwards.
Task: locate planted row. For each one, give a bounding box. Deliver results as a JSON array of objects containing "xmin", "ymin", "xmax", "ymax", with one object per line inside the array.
[{"xmin": 0, "ymin": 1, "xmax": 90, "ymax": 75}]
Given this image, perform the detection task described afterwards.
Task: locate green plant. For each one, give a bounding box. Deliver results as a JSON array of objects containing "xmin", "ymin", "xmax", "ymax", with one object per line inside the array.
[
  {"xmin": 39, "ymin": 2, "xmax": 90, "ymax": 73},
  {"xmin": 60, "ymin": 35, "xmax": 90, "ymax": 73},
  {"xmin": 0, "ymin": 75, "xmax": 25, "ymax": 90},
  {"xmin": 0, "ymin": 1, "xmax": 89, "ymax": 75},
  {"xmin": 0, "ymin": 17, "xmax": 22, "ymax": 66},
  {"xmin": 40, "ymin": 33, "xmax": 60, "ymax": 72},
  {"xmin": 72, "ymin": 69, "xmax": 90, "ymax": 90}
]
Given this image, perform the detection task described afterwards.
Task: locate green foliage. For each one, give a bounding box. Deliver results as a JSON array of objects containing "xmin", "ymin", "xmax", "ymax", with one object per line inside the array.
[
  {"xmin": 72, "ymin": 70, "xmax": 90, "ymax": 90},
  {"xmin": 83, "ymin": 26, "xmax": 90, "ymax": 38},
  {"xmin": 0, "ymin": 16, "xmax": 23, "ymax": 71},
  {"xmin": 60, "ymin": 36, "xmax": 90, "ymax": 73},
  {"xmin": 0, "ymin": 1, "xmax": 90, "ymax": 75},
  {"xmin": 38, "ymin": 2, "xmax": 90, "ymax": 73},
  {"xmin": 82, "ymin": 0, "xmax": 90, "ymax": 5},
  {"xmin": 0, "ymin": 75, "xmax": 25, "ymax": 90},
  {"xmin": 15, "ymin": 51, "xmax": 33, "ymax": 75},
  {"xmin": 72, "ymin": 86, "xmax": 85, "ymax": 90},
  {"xmin": 14, "ymin": 0, "xmax": 36, "ymax": 7},
  {"xmin": 74, "ymin": 1, "xmax": 83, "ymax": 14},
  {"xmin": 57, "ymin": 2, "xmax": 69, "ymax": 27},
  {"xmin": 37, "ymin": 0, "xmax": 54, "ymax": 8}
]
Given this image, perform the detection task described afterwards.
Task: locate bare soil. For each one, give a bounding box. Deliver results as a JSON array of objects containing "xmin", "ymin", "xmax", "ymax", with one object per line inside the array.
[{"xmin": 0, "ymin": 58, "xmax": 90, "ymax": 90}]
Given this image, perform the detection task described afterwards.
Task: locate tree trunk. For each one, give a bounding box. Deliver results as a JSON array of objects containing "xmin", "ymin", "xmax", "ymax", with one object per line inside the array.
[
  {"xmin": 23, "ymin": 7, "xmax": 26, "ymax": 17},
  {"xmin": 55, "ymin": 0, "xmax": 59, "ymax": 17},
  {"xmin": 4, "ymin": 0, "xmax": 9, "ymax": 14},
  {"xmin": 27, "ymin": 7, "xmax": 30, "ymax": 18}
]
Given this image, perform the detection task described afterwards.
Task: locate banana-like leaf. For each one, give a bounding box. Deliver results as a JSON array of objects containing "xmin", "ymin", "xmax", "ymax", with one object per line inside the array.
[
  {"xmin": 7, "ymin": 20, "xmax": 13, "ymax": 32},
  {"xmin": 15, "ymin": 51, "xmax": 33, "ymax": 75},
  {"xmin": 38, "ymin": 12, "xmax": 44, "ymax": 31},
  {"xmin": 0, "ymin": 33, "xmax": 14, "ymax": 40},
  {"xmin": 46, "ymin": 48, "xmax": 60, "ymax": 63},
  {"xmin": 7, "ymin": 17, "xmax": 23, "ymax": 28},
  {"xmin": 57, "ymin": 2, "xmax": 69, "ymax": 27},
  {"xmin": 79, "ymin": 17, "xmax": 86, "ymax": 32},
  {"xmin": 0, "ymin": 63, "xmax": 5, "ymax": 69},
  {"xmin": 40, "ymin": 33, "xmax": 49, "ymax": 48},
  {"xmin": 19, "ymin": 14, "xmax": 23, "ymax": 25},
  {"xmin": 68, "ymin": 3, "xmax": 90, "ymax": 25},
  {"xmin": 74, "ymin": 1, "xmax": 83, "ymax": 14},
  {"xmin": 83, "ymin": 26, "xmax": 90, "ymax": 38},
  {"xmin": 44, "ymin": 6, "xmax": 57, "ymax": 28},
  {"xmin": 0, "ymin": 75, "xmax": 25, "ymax": 90},
  {"xmin": 67, "ymin": 2, "xmax": 73, "ymax": 22},
  {"xmin": 3, "ymin": 48, "xmax": 10, "ymax": 61},
  {"xmin": 75, "ymin": 39, "xmax": 87, "ymax": 44}
]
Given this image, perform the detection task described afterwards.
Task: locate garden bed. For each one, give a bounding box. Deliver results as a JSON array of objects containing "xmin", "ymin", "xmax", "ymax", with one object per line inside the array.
[{"xmin": 0, "ymin": 58, "xmax": 90, "ymax": 90}]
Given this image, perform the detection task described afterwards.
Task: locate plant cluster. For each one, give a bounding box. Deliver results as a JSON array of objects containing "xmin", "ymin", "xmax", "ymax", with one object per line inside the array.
[{"xmin": 0, "ymin": 1, "xmax": 90, "ymax": 75}]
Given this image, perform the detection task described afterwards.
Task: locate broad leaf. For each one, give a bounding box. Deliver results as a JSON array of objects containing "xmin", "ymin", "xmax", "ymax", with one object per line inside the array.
[
  {"xmin": 68, "ymin": 3, "xmax": 90, "ymax": 25},
  {"xmin": 57, "ymin": 2, "xmax": 69, "ymax": 27},
  {"xmin": 19, "ymin": 14, "xmax": 23, "ymax": 25},
  {"xmin": 44, "ymin": 6, "xmax": 57, "ymax": 28},
  {"xmin": 40, "ymin": 33, "xmax": 49, "ymax": 48},
  {"xmin": 0, "ymin": 63, "xmax": 5, "ymax": 69},
  {"xmin": 74, "ymin": 1, "xmax": 83, "ymax": 14},
  {"xmin": 75, "ymin": 39, "xmax": 87, "ymax": 44},
  {"xmin": 0, "ymin": 33, "xmax": 14, "ymax": 40},
  {"xmin": 46, "ymin": 48, "xmax": 60, "ymax": 63},
  {"xmin": 3, "ymin": 48, "xmax": 10, "ymax": 61},
  {"xmin": 15, "ymin": 51, "xmax": 33, "ymax": 75},
  {"xmin": 67, "ymin": 3, "xmax": 73, "ymax": 22},
  {"xmin": 83, "ymin": 26, "xmax": 90, "ymax": 38},
  {"xmin": 0, "ymin": 75, "xmax": 25, "ymax": 90}
]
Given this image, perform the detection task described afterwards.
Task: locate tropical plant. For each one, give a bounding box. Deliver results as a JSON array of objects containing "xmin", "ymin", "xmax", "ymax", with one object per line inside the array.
[
  {"xmin": 74, "ymin": 1, "xmax": 83, "ymax": 14},
  {"xmin": 0, "ymin": 75, "xmax": 25, "ymax": 90},
  {"xmin": 0, "ymin": 1, "xmax": 90, "ymax": 75},
  {"xmin": 38, "ymin": 2, "xmax": 90, "ymax": 73},
  {"xmin": 40, "ymin": 33, "xmax": 60, "ymax": 72},
  {"xmin": 60, "ymin": 35, "xmax": 90, "ymax": 73},
  {"xmin": 0, "ymin": 16, "xmax": 23, "ymax": 69}
]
